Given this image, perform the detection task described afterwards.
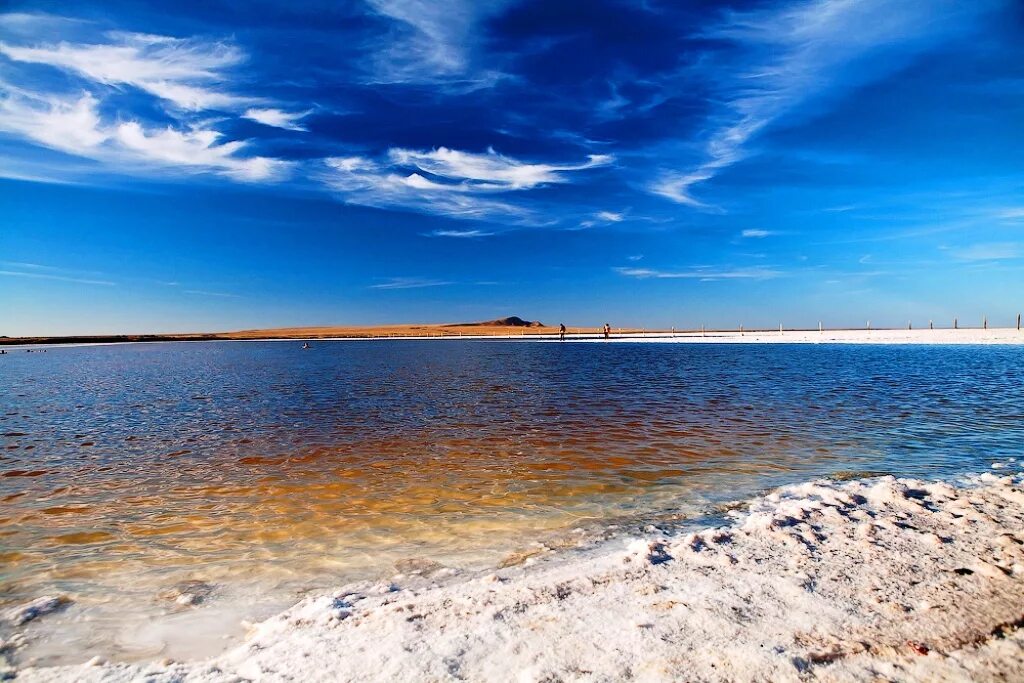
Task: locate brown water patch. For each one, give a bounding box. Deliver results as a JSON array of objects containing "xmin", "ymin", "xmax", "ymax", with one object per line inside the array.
[
  {"xmin": 52, "ymin": 531, "xmax": 116, "ymax": 545},
  {"xmin": 41, "ymin": 506, "xmax": 93, "ymax": 516},
  {"xmin": 237, "ymin": 455, "xmax": 283, "ymax": 465}
]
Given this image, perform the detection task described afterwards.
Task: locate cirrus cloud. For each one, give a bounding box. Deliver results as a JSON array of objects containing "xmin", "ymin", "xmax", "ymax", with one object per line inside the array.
[
  {"xmin": 242, "ymin": 107, "xmax": 311, "ymax": 132},
  {"xmin": 615, "ymin": 266, "xmax": 783, "ymax": 281},
  {"xmin": 0, "ymin": 31, "xmax": 252, "ymax": 111},
  {"xmin": 322, "ymin": 147, "xmax": 612, "ymax": 223},
  {"xmin": 0, "ymin": 88, "xmax": 288, "ymax": 181},
  {"xmin": 651, "ymin": 0, "xmax": 1000, "ymax": 208}
]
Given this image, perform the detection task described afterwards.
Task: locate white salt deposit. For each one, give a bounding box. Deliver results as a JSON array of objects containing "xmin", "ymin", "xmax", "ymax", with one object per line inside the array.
[
  {"xmin": 1, "ymin": 597, "xmax": 70, "ymax": 628},
  {"xmin": 561, "ymin": 327, "xmax": 1024, "ymax": 345},
  {"xmin": 12, "ymin": 470, "xmax": 1024, "ymax": 682}
]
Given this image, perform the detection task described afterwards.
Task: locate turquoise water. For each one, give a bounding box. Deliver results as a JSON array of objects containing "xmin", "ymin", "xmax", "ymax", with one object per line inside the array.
[{"xmin": 1, "ymin": 340, "xmax": 1022, "ymax": 664}]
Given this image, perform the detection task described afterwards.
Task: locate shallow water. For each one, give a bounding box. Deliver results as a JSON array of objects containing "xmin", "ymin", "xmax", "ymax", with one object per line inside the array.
[{"xmin": 2, "ymin": 340, "xmax": 1023, "ymax": 665}]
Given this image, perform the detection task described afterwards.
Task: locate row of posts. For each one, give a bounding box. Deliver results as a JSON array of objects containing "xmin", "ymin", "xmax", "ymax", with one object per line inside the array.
[
  {"xmin": 724, "ymin": 313, "xmax": 1021, "ymax": 335},
  {"xmin": 604, "ymin": 314, "xmax": 1021, "ymax": 337}
]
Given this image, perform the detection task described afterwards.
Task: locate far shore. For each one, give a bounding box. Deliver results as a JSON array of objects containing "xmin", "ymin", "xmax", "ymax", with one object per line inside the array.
[{"xmin": 3, "ymin": 325, "xmax": 1024, "ymax": 347}]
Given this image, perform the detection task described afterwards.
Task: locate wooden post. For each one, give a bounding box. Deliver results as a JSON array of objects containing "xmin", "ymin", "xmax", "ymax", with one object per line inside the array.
[
  {"xmin": 954, "ymin": 317, "xmax": 958, "ymax": 330},
  {"xmin": 929, "ymin": 320, "xmax": 933, "ymax": 330},
  {"xmin": 1018, "ymin": 313, "xmax": 1021, "ymax": 330},
  {"xmin": 983, "ymin": 316, "xmax": 988, "ymax": 330}
]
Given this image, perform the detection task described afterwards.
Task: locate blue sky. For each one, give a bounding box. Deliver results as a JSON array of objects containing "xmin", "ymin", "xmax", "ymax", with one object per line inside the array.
[{"xmin": 1, "ymin": 0, "xmax": 1022, "ymax": 335}]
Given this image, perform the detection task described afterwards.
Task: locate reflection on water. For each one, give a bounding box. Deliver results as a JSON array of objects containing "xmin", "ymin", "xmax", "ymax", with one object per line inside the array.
[{"xmin": 1, "ymin": 341, "xmax": 1023, "ymax": 664}]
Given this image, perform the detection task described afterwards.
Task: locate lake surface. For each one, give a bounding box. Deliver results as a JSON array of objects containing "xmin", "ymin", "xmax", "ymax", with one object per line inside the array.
[{"xmin": 2, "ymin": 340, "xmax": 1022, "ymax": 665}]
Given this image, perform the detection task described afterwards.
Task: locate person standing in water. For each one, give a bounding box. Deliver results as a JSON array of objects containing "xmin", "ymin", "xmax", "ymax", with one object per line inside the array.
[
  {"xmin": 559, "ymin": 323, "xmax": 566, "ymax": 341},
  {"xmin": 603, "ymin": 323, "xmax": 610, "ymax": 339}
]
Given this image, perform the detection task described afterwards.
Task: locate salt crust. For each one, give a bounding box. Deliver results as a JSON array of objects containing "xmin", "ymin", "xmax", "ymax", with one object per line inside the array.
[{"xmin": 13, "ymin": 470, "xmax": 1024, "ymax": 682}]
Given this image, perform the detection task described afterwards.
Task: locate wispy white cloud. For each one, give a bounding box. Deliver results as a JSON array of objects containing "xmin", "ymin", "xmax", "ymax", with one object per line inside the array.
[
  {"xmin": 363, "ymin": 0, "xmax": 509, "ymax": 88},
  {"xmin": 388, "ymin": 147, "xmax": 612, "ymax": 191},
  {"xmin": 0, "ymin": 31, "xmax": 252, "ymax": 111},
  {"xmin": 0, "ymin": 12, "xmax": 85, "ymax": 37},
  {"xmin": 0, "ymin": 91, "xmax": 108, "ymax": 155},
  {"xmin": 615, "ymin": 266, "xmax": 782, "ymax": 280},
  {"xmin": 426, "ymin": 229, "xmax": 495, "ymax": 238},
  {"xmin": 0, "ymin": 268, "xmax": 116, "ymax": 286},
  {"xmin": 115, "ymin": 121, "xmax": 288, "ymax": 181},
  {"xmin": 0, "ymin": 260, "xmax": 107, "ymax": 275},
  {"xmin": 322, "ymin": 155, "xmax": 530, "ymax": 221},
  {"xmin": 0, "ymin": 21, "xmax": 295, "ymax": 183},
  {"xmin": 0, "ymin": 156, "xmax": 92, "ymax": 185},
  {"xmin": 183, "ymin": 289, "xmax": 242, "ymax": 298},
  {"xmin": 651, "ymin": 0, "xmax": 995, "ymax": 208},
  {"xmin": 950, "ymin": 242, "xmax": 1022, "ymax": 261},
  {"xmin": 321, "ymin": 148, "xmax": 611, "ymax": 223},
  {"xmin": 242, "ymin": 107, "xmax": 311, "ymax": 132},
  {"xmin": 741, "ymin": 229, "xmax": 772, "ymax": 238},
  {"xmin": 995, "ymin": 207, "xmax": 1024, "ymax": 220},
  {"xmin": 0, "ymin": 88, "xmax": 288, "ymax": 181},
  {"xmin": 577, "ymin": 209, "xmax": 628, "ymax": 230},
  {"xmin": 369, "ymin": 276, "xmax": 453, "ymax": 290}
]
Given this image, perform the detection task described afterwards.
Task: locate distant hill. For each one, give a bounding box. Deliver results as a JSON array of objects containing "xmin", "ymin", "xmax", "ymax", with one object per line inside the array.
[{"xmin": 453, "ymin": 316, "xmax": 544, "ymax": 328}]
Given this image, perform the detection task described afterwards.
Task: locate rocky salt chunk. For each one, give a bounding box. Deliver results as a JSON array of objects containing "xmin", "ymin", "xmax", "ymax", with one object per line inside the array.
[
  {"xmin": 2, "ymin": 596, "xmax": 71, "ymax": 626},
  {"xmin": 159, "ymin": 580, "xmax": 215, "ymax": 608}
]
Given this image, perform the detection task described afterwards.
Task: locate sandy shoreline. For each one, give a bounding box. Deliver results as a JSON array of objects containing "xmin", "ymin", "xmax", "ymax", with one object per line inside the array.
[{"xmin": 9, "ymin": 466, "xmax": 1024, "ymax": 682}]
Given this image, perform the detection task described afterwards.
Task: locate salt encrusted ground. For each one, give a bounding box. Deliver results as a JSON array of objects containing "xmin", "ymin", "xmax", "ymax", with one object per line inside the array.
[
  {"xmin": 282, "ymin": 328, "xmax": 1024, "ymax": 344},
  {"xmin": 601, "ymin": 328, "xmax": 1024, "ymax": 345},
  {"xmin": 10, "ymin": 468, "xmax": 1024, "ymax": 682}
]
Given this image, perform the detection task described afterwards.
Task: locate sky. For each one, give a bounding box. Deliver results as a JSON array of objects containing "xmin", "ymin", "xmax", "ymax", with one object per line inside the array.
[{"xmin": 1, "ymin": 0, "xmax": 1022, "ymax": 335}]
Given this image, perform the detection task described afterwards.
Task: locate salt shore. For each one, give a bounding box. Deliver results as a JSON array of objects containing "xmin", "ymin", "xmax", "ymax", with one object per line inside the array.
[
  {"xmin": 267, "ymin": 327, "xmax": 1024, "ymax": 344},
  {"xmin": 602, "ymin": 327, "xmax": 1024, "ymax": 345},
  {"xmin": 454, "ymin": 328, "xmax": 1024, "ymax": 344},
  {"xmin": 9, "ymin": 466, "xmax": 1024, "ymax": 682}
]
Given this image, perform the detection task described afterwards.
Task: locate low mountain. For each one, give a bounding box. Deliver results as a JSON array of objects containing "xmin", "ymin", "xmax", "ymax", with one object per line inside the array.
[{"xmin": 454, "ymin": 316, "xmax": 544, "ymax": 327}]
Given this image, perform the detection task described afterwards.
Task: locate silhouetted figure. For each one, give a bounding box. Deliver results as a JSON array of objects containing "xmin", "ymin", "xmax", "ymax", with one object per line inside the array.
[
  {"xmin": 559, "ymin": 323, "xmax": 566, "ymax": 341},
  {"xmin": 603, "ymin": 323, "xmax": 610, "ymax": 339}
]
